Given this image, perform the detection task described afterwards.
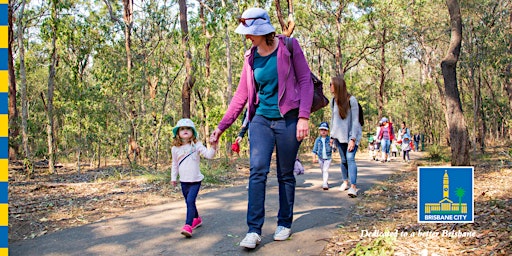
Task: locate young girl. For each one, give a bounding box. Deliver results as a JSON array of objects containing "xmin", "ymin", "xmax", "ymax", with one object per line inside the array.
[
  {"xmin": 390, "ymin": 140, "xmax": 399, "ymax": 158},
  {"xmin": 171, "ymin": 118, "xmax": 217, "ymax": 238},
  {"xmin": 401, "ymin": 134, "xmax": 412, "ymax": 163},
  {"xmin": 312, "ymin": 122, "xmax": 333, "ymax": 190},
  {"xmin": 368, "ymin": 140, "xmax": 376, "ymax": 161}
]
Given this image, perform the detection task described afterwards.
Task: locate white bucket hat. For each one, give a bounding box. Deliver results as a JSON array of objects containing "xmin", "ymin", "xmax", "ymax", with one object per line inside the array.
[
  {"xmin": 172, "ymin": 118, "xmax": 198, "ymax": 138},
  {"xmin": 234, "ymin": 8, "xmax": 275, "ymax": 35}
]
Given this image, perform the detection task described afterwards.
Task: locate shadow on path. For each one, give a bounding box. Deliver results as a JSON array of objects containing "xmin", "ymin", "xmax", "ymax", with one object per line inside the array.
[{"xmin": 11, "ymin": 153, "xmax": 413, "ymax": 256}]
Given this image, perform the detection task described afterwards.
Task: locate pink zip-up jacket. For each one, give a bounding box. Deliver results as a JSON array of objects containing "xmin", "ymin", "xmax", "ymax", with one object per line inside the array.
[{"xmin": 217, "ymin": 35, "xmax": 314, "ymax": 132}]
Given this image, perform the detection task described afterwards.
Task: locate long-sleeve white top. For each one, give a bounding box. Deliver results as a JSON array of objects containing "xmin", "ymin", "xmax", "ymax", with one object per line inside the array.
[{"xmin": 171, "ymin": 142, "xmax": 216, "ymax": 182}]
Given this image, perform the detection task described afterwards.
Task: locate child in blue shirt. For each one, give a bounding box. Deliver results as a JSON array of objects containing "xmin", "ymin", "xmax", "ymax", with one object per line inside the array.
[{"xmin": 312, "ymin": 122, "xmax": 333, "ymax": 190}]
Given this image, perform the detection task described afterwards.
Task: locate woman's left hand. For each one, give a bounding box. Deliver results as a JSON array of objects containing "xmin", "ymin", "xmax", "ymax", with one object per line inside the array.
[
  {"xmin": 348, "ymin": 139, "xmax": 356, "ymax": 152},
  {"xmin": 296, "ymin": 118, "xmax": 309, "ymax": 141}
]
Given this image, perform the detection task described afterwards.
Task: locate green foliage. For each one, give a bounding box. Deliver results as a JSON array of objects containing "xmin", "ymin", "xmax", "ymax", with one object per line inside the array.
[
  {"xmin": 348, "ymin": 236, "xmax": 395, "ymax": 256},
  {"xmin": 427, "ymin": 144, "xmax": 449, "ymax": 162},
  {"xmin": 12, "ymin": 0, "xmax": 512, "ymax": 165},
  {"xmin": 200, "ymin": 157, "xmax": 232, "ymax": 185}
]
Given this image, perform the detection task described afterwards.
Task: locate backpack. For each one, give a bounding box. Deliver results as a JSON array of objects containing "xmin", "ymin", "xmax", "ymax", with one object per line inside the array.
[
  {"xmin": 285, "ymin": 37, "xmax": 329, "ymax": 112},
  {"xmin": 331, "ymin": 97, "xmax": 365, "ymax": 127}
]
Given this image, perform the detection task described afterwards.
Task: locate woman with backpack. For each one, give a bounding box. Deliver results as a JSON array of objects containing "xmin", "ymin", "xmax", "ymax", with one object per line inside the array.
[
  {"xmin": 329, "ymin": 76, "xmax": 362, "ymax": 198},
  {"xmin": 209, "ymin": 7, "xmax": 314, "ymax": 249}
]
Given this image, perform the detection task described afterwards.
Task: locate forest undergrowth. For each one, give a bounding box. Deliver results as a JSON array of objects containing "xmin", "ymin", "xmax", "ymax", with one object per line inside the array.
[
  {"xmin": 8, "ymin": 157, "xmax": 250, "ymax": 242},
  {"xmin": 321, "ymin": 146, "xmax": 512, "ymax": 256}
]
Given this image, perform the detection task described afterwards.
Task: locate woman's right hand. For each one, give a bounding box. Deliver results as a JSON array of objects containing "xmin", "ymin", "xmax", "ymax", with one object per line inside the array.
[{"xmin": 210, "ymin": 128, "xmax": 223, "ymax": 144}]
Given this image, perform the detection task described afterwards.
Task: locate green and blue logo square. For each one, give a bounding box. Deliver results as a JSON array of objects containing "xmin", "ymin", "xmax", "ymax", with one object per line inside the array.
[{"xmin": 418, "ymin": 167, "xmax": 474, "ymax": 223}]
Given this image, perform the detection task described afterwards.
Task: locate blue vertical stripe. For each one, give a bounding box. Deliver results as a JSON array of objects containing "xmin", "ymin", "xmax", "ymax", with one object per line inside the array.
[
  {"xmin": 0, "ymin": 5, "xmax": 7, "ymax": 26},
  {"xmin": 0, "ymin": 93, "xmax": 6, "ymax": 114},
  {"xmin": 0, "ymin": 138, "xmax": 6, "ymax": 159},
  {"xmin": 0, "ymin": 183, "xmax": 6, "ymax": 204},
  {"xmin": 0, "ymin": 48, "xmax": 6, "ymax": 70},
  {"xmin": 0, "ymin": 226, "xmax": 7, "ymax": 247}
]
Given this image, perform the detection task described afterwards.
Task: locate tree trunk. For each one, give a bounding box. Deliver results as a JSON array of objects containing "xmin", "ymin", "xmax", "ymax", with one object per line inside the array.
[
  {"xmin": 504, "ymin": 4, "xmax": 512, "ymax": 139},
  {"xmin": 440, "ymin": 0, "xmax": 470, "ymax": 166},
  {"xmin": 8, "ymin": 1, "xmax": 20, "ymax": 160},
  {"xmin": 199, "ymin": 1, "xmax": 212, "ymax": 78},
  {"xmin": 378, "ymin": 28, "xmax": 387, "ymax": 118},
  {"xmin": 221, "ymin": 0, "xmax": 233, "ymax": 155},
  {"xmin": 275, "ymin": 0, "xmax": 295, "ymax": 37},
  {"xmin": 199, "ymin": 1, "xmax": 212, "ymax": 144},
  {"xmin": 46, "ymin": 1, "xmax": 59, "ymax": 174},
  {"xmin": 335, "ymin": 6, "xmax": 344, "ymax": 77},
  {"xmin": 179, "ymin": 0, "xmax": 195, "ymax": 118},
  {"xmin": 123, "ymin": 0, "xmax": 133, "ymax": 83}
]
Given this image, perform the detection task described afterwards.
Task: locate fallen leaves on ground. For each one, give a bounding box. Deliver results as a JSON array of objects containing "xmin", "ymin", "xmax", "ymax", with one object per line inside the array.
[{"xmin": 321, "ymin": 147, "xmax": 512, "ymax": 256}]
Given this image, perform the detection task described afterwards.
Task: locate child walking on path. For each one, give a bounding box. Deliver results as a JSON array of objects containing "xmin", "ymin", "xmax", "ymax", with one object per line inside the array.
[
  {"xmin": 312, "ymin": 122, "xmax": 333, "ymax": 190},
  {"xmin": 401, "ymin": 134, "xmax": 412, "ymax": 163},
  {"xmin": 171, "ymin": 118, "xmax": 217, "ymax": 238}
]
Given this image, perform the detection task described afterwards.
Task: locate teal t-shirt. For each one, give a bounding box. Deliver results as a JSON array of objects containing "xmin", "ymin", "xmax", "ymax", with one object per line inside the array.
[{"xmin": 254, "ymin": 49, "xmax": 280, "ymax": 118}]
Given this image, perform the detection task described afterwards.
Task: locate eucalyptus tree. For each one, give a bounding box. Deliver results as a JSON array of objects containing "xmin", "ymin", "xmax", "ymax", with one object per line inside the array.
[
  {"xmin": 57, "ymin": 9, "xmax": 104, "ymax": 171},
  {"xmin": 8, "ymin": 0, "xmax": 20, "ymax": 160},
  {"xmin": 398, "ymin": 0, "xmax": 449, "ymax": 144},
  {"xmin": 42, "ymin": 0, "xmax": 62, "ymax": 173},
  {"xmin": 507, "ymin": 3, "xmax": 512, "ymax": 116},
  {"xmin": 458, "ymin": 1, "xmax": 504, "ymax": 153},
  {"xmin": 179, "ymin": 0, "xmax": 195, "ymax": 119},
  {"xmin": 441, "ymin": 0, "xmax": 470, "ymax": 165}
]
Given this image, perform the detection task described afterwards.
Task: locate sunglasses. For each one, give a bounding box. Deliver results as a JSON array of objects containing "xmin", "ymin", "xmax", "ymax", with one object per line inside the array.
[{"xmin": 238, "ymin": 17, "xmax": 266, "ymax": 27}]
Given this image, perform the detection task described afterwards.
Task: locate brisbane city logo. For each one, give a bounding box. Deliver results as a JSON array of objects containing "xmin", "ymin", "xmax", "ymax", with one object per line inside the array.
[{"xmin": 418, "ymin": 167, "xmax": 474, "ymax": 223}]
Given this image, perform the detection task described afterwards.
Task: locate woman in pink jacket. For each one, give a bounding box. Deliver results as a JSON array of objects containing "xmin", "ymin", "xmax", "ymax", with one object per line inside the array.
[{"xmin": 209, "ymin": 7, "xmax": 313, "ymax": 249}]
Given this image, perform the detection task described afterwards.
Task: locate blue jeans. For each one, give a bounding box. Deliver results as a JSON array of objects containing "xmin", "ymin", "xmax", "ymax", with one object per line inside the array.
[
  {"xmin": 334, "ymin": 140, "xmax": 359, "ymax": 185},
  {"xmin": 414, "ymin": 141, "xmax": 419, "ymax": 152},
  {"xmin": 247, "ymin": 114, "xmax": 301, "ymax": 234},
  {"xmin": 380, "ymin": 139, "xmax": 391, "ymax": 154},
  {"xmin": 180, "ymin": 181, "xmax": 201, "ymax": 225}
]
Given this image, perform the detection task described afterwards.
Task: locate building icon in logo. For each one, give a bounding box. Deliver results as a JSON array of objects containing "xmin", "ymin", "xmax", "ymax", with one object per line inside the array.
[
  {"xmin": 418, "ymin": 167, "xmax": 474, "ymax": 223},
  {"xmin": 424, "ymin": 170, "xmax": 467, "ymax": 214}
]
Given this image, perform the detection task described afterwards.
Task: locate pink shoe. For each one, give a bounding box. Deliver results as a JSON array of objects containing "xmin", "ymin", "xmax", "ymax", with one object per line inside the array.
[
  {"xmin": 181, "ymin": 224, "xmax": 192, "ymax": 238},
  {"xmin": 191, "ymin": 216, "xmax": 203, "ymax": 229}
]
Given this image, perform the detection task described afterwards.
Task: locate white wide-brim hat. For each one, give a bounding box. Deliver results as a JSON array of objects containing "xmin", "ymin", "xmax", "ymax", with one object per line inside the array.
[
  {"xmin": 172, "ymin": 118, "xmax": 198, "ymax": 138},
  {"xmin": 234, "ymin": 8, "xmax": 275, "ymax": 35}
]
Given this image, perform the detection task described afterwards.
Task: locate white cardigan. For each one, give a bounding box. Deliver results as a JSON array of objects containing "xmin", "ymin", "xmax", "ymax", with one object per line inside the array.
[{"xmin": 171, "ymin": 142, "xmax": 216, "ymax": 182}]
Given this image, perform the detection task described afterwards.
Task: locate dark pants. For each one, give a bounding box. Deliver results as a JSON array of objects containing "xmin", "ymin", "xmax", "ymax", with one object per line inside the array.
[
  {"xmin": 247, "ymin": 114, "xmax": 301, "ymax": 235},
  {"xmin": 181, "ymin": 181, "xmax": 201, "ymax": 225}
]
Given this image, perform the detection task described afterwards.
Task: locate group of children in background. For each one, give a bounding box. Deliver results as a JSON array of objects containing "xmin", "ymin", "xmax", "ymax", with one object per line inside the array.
[{"xmin": 368, "ymin": 120, "xmax": 413, "ymax": 163}]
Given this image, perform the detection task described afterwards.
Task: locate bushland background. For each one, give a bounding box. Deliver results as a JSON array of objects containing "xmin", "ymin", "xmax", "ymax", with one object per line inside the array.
[{"xmin": 6, "ymin": 0, "xmax": 512, "ymax": 254}]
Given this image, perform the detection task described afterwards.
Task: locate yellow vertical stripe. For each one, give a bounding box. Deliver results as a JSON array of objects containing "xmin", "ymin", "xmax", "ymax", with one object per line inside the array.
[
  {"xmin": 0, "ymin": 248, "xmax": 7, "ymax": 255},
  {"xmin": 0, "ymin": 115, "xmax": 6, "ymax": 137},
  {"xmin": 0, "ymin": 205, "xmax": 6, "ymax": 226},
  {"xmin": 0, "ymin": 160, "xmax": 6, "ymax": 182},
  {"xmin": 0, "ymin": 27, "xmax": 6, "ymax": 48},
  {"xmin": 0, "ymin": 1, "xmax": 8, "ymax": 4},
  {"xmin": 0, "ymin": 71, "xmax": 6, "ymax": 93}
]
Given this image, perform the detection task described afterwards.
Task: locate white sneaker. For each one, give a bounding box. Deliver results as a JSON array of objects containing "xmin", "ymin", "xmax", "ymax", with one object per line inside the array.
[
  {"xmin": 239, "ymin": 232, "xmax": 261, "ymax": 249},
  {"xmin": 339, "ymin": 182, "xmax": 349, "ymax": 191},
  {"xmin": 273, "ymin": 226, "xmax": 291, "ymax": 241},
  {"xmin": 348, "ymin": 187, "xmax": 358, "ymax": 198}
]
